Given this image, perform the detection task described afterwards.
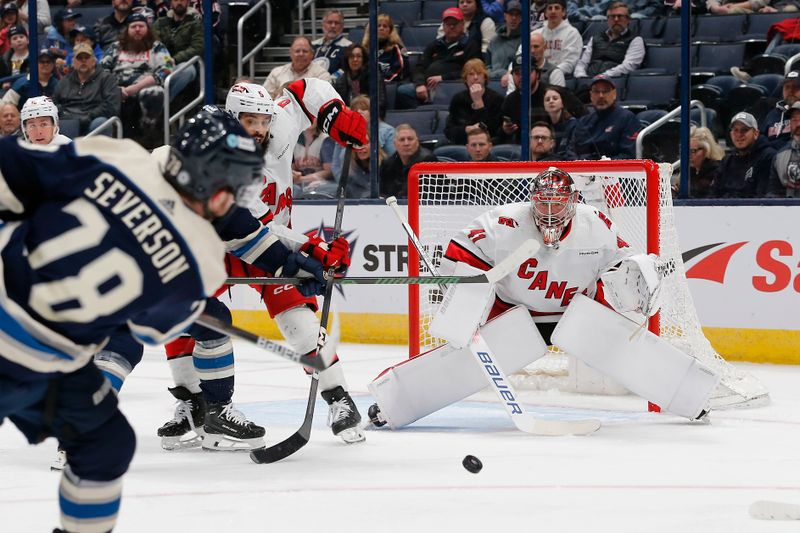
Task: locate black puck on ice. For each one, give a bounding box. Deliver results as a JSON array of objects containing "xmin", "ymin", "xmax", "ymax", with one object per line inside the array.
[{"xmin": 462, "ymin": 455, "xmax": 483, "ymax": 474}]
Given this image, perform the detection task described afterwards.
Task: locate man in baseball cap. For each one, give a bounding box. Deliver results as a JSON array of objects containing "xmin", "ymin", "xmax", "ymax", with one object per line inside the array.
[
  {"xmin": 714, "ymin": 111, "xmax": 776, "ymax": 197},
  {"xmin": 486, "ymin": 0, "xmax": 521, "ymax": 79},
  {"xmin": 760, "ymin": 70, "xmax": 800, "ymax": 150}
]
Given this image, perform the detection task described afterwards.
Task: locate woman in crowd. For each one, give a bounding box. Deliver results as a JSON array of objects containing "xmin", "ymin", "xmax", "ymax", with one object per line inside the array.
[
  {"xmin": 688, "ymin": 126, "xmax": 725, "ymax": 198},
  {"xmin": 445, "ymin": 58, "xmax": 504, "ymax": 145},
  {"xmin": 332, "ymin": 134, "xmax": 385, "ymax": 199},
  {"xmin": 543, "ymin": 86, "xmax": 581, "ymax": 158},
  {"xmin": 361, "ymin": 13, "xmax": 406, "ymax": 82},
  {"xmin": 349, "ymin": 94, "xmax": 395, "ymax": 155},
  {"xmin": 333, "ymin": 43, "xmax": 386, "ymax": 108}
]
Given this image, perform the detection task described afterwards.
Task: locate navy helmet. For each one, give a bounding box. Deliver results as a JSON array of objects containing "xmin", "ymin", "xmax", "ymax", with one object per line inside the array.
[{"xmin": 164, "ymin": 109, "xmax": 264, "ymax": 204}]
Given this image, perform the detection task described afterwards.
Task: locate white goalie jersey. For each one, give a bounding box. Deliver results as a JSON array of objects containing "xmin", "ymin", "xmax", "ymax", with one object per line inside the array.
[{"xmin": 441, "ymin": 202, "xmax": 632, "ymax": 323}]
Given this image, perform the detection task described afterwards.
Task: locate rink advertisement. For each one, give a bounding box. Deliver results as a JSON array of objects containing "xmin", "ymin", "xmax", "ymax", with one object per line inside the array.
[{"xmin": 223, "ymin": 204, "xmax": 799, "ymax": 364}]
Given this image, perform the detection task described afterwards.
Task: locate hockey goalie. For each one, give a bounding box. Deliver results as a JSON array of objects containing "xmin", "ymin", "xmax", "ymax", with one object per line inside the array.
[{"xmin": 367, "ymin": 167, "xmax": 720, "ymax": 430}]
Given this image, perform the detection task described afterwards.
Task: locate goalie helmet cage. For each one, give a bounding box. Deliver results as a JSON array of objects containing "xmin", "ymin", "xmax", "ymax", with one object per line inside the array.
[{"xmin": 406, "ymin": 160, "xmax": 769, "ymax": 410}]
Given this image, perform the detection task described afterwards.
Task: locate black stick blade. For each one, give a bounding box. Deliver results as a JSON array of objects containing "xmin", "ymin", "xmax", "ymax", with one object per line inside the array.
[{"xmin": 250, "ymin": 431, "xmax": 310, "ymax": 464}]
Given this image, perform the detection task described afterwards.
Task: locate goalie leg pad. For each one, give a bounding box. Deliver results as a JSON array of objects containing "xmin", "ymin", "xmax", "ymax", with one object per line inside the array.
[
  {"xmin": 429, "ymin": 263, "xmax": 496, "ymax": 349},
  {"xmin": 368, "ymin": 306, "xmax": 548, "ymax": 429},
  {"xmin": 552, "ymin": 294, "xmax": 720, "ymax": 419}
]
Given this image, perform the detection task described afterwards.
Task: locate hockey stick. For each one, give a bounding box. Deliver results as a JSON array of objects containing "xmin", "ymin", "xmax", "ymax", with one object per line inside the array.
[
  {"xmin": 225, "ymin": 273, "xmax": 518, "ymax": 286},
  {"xmin": 386, "ymin": 197, "xmax": 601, "ymax": 436},
  {"xmin": 749, "ymin": 501, "xmax": 800, "ymax": 520},
  {"xmin": 196, "ymin": 312, "xmax": 326, "ymax": 371},
  {"xmin": 251, "ymin": 144, "xmax": 353, "ymax": 464}
]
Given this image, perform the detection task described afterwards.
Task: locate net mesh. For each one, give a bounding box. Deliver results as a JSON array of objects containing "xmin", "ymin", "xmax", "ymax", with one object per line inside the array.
[{"xmin": 408, "ymin": 161, "xmax": 769, "ymax": 408}]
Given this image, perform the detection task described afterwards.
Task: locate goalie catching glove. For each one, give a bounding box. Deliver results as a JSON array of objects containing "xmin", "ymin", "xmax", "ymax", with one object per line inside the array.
[
  {"xmin": 301, "ymin": 235, "xmax": 350, "ymax": 273},
  {"xmin": 318, "ymin": 100, "xmax": 367, "ymax": 147},
  {"xmin": 600, "ymin": 253, "xmax": 665, "ymax": 317}
]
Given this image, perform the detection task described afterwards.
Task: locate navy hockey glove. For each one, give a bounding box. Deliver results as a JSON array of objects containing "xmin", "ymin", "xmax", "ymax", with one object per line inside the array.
[{"xmin": 282, "ymin": 252, "xmax": 327, "ymax": 297}]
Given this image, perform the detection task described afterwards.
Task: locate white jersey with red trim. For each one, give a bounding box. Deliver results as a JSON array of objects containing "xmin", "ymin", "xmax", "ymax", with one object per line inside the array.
[
  {"xmin": 248, "ymin": 78, "xmax": 344, "ymax": 227},
  {"xmin": 442, "ymin": 202, "xmax": 631, "ymax": 322}
]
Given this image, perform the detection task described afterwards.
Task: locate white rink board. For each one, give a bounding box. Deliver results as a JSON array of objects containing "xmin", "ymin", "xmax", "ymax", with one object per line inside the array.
[{"xmin": 226, "ymin": 204, "xmax": 799, "ymax": 333}]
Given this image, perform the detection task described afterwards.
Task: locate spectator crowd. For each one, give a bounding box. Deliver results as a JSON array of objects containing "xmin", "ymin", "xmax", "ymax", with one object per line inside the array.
[{"xmin": 1, "ymin": 0, "xmax": 799, "ymax": 198}]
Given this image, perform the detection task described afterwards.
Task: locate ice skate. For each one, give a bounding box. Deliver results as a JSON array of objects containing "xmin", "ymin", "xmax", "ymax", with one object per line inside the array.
[
  {"xmin": 157, "ymin": 386, "xmax": 206, "ymax": 450},
  {"xmin": 321, "ymin": 386, "xmax": 365, "ymax": 443},
  {"xmin": 202, "ymin": 401, "xmax": 265, "ymax": 451},
  {"xmin": 50, "ymin": 447, "xmax": 67, "ymax": 471},
  {"xmin": 366, "ymin": 403, "xmax": 387, "ymax": 428}
]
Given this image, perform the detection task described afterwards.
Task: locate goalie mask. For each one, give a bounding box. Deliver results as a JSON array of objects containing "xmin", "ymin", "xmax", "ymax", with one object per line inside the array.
[
  {"xmin": 21, "ymin": 96, "xmax": 59, "ymax": 144},
  {"xmin": 225, "ymin": 82, "xmax": 274, "ymax": 146},
  {"xmin": 530, "ymin": 167, "xmax": 580, "ymax": 248}
]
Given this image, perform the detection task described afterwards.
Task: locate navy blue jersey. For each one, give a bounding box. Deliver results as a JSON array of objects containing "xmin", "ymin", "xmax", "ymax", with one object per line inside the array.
[{"xmin": 0, "ymin": 137, "xmax": 226, "ymax": 375}]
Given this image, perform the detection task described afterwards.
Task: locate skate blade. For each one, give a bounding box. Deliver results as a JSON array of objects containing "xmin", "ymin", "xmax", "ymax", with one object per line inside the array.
[
  {"xmin": 161, "ymin": 431, "xmax": 204, "ymax": 451},
  {"xmin": 337, "ymin": 426, "xmax": 366, "ymax": 444},
  {"xmin": 202, "ymin": 435, "xmax": 265, "ymax": 451}
]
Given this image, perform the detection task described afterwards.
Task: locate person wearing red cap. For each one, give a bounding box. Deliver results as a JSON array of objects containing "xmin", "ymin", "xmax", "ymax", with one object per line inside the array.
[
  {"xmin": 396, "ymin": 7, "xmax": 481, "ymax": 109},
  {"xmin": 435, "ymin": 0, "xmax": 496, "ymax": 54}
]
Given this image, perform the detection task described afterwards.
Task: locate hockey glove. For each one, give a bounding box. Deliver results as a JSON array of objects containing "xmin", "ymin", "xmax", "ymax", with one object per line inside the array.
[
  {"xmin": 300, "ymin": 235, "xmax": 350, "ymax": 273},
  {"xmin": 282, "ymin": 252, "xmax": 327, "ymax": 297},
  {"xmin": 317, "ymin": 100, "xmax": 367, "ymax": 148}
]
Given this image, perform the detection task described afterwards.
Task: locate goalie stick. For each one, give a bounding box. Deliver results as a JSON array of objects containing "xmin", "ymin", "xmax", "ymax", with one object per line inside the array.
[
  {"xmin": 386, "ymin": 197, "xmax": 601, "ymax": 436},
  {"xmin": 749, "ymin": 501, "xmax": 800, "ymax": 520},
  {"xmin": 250, "ymin": 145, "xmax": 353, "ymax": 465},
  {"xmin": 196, "ymin": 313, "xmax": 326, "ymax": 371}
]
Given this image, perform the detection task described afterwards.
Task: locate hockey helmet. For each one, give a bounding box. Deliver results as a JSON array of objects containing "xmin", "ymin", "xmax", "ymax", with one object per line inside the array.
[
  {"xmin": 225, "ymin": 82, "xmax": 274, "ymax": 121},
  {"xmin": 530, "ymin": 167, "xmax": 580, "ymax": 248},
  {"xmin": 21, "ymin": 96, "xmax": 59, "ymax": 142},
  {"xmin": 163, "ymin": 109, "xmax": 264, "ymax": 206}
]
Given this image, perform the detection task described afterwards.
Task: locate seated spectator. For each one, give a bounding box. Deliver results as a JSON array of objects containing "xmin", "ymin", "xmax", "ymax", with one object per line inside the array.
[
  {"xmin": 46, "ymin": 8, "xmax": 82, "ymax": 61},
  {"xmin": 94, "ymin": 0, "xmax": 134, "ymax": 51},
  {"xmin": 15, "ymin": 0, "xmax": 51, "ymax": 34},
  {"xmin": 293, "ymin": 126, "xmax": 334, "ymax": 194},
  {"xmin": 62, "ymin": 25, "xmax": 103, "ymax": 75},
  {"xmin": 533, "ymin": 0, "xmax": 582, "ymax": 76},
  {"xmin": 348, "ymin": 94, "xmax": 394, "ymax": 155},
  {"xmin": 152, "ymin": 0, "xmax": 203, "ymax": 102},
  {"xmin": 362, "ymin": 14, "xmax": 406, "ymax": 82},
  {"xmin": 445, "ymin": 59, "xmax": 504, "ymax": 145},
  {"xmin": 100, "ymin": 12, "xmax": 174, "ymax": 140},
  {"xmin": 0, "ymin": 101, "xmax": 19, "ymax": 136},
  {"xmin": 379, "ymin": 123, "xmax": 438, "ymax": 198},
  {"xmin": 263, "ymin": 36, "xmax": 331, "ymax": 99},
  {"xmin": 703, "ymin": 0, "xmax": 799, "ymax": 13},
  {"xmin": 761, "ymin": 70, "xmax": 800, "ymax": 151},
  {"xmin": 767, "ymin": 102, "xmax": 800, "ymax": 198},
  {"xmin": 529, "ymin": 121, "xmax": 560, "ymax": 161},
  {"xmin": 564, "ymin": 75, "xmax": 640, "ymax": 160},
  {"xmin": 436, "ymin": 0, "xmax": 497, "ymax": 54},
  {"xmin": 495, "ymin": 56, "xmax": 549, "ymax": 144},
  {"xmin": 20, "ymin": 96, "xmax": 71, "ymax": 145},
  {"xmin": 688, "ymin": 126, "xmax": 725, "ymax": 198},
  {"xmin": 0, "ymin": 3, "xmax": 20, "ymax": 55},
  {"xmin": 713, "ymin": 112, "xmax": 776, "ymax": 198},
  {"xmin": 312, "ymin": 9, "xmax": 352, "ymax": 77},
  {"xmin": 543, "ymin": 86, "xmax": 581, "ymax": 157},
  {"xmin": 332, "ymin": 136, "xmax": 385, "ymax": 199},
  {"xmin": 333, "ymin": 43, "xmax": 386, "ymax": 107},
  {"xmin": 53, "ymin": 42, "xmax": 121, "ymax": 135},
  {"xmin": 486, "ymin": 1, "xmax": 521, "ymax": 81},
  {"xmin": 466, "ymin": 123, "xmax": 500, "ymax": 161},
  {"xmin": 1, "ymin": 48, "xmax": 58, "ymax": 109},
  {"xmin": 396, "ymin": 8, "xmax": 481, "ymax": 109},
  {"xmin": 506, "ymin": 32, "xmax": 566, "ymax": 91},
  {"xmin": 0, "ymin": 25, "xmax": 29, "ymax": 89},
  {"xmin": 573, "ymin": 2, "xmax": 645, "ymax": 79}
]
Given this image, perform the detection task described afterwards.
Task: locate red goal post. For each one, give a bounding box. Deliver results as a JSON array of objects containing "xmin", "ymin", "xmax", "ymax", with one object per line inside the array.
[{"xmin": 405, "ymin": 159, "xmax": 769, "ymax": 410}]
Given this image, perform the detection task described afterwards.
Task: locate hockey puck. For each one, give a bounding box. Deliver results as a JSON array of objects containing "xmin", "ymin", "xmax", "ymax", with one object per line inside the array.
[{"xmin": 462, "ymin": 455, "xmax": 483, "ymax": 474}]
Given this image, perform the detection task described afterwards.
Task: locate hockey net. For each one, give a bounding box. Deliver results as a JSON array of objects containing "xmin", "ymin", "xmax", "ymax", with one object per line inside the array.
[{"xmin": 406, "ymin": 160, "xmax": 769, "ymax": 410}]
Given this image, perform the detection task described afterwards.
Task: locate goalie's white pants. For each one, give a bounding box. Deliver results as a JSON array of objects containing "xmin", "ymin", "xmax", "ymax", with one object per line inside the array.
[
  {"xmin": 552, "ymin": 294, "xmax": 720, "ymax": 419},
  {"xmin": 368, "ymin": 306, "xmax": 548, "ymax": 429}
]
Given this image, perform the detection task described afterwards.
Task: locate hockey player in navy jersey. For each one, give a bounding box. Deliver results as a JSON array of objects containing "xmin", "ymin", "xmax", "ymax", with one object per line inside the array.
[
  {"xmin": 158, "ymin": 80, "xmax": 369, "ymax": 450},
  {"xmin": 0, "ymin": 110, "xmax": 328, "ymax": 533}
]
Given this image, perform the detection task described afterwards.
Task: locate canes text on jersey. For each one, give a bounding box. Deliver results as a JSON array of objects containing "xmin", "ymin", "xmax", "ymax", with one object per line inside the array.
[
  {"xmin": 518, "ymin": 258, "xmax": 581, "ymax": 306},
  {"xmin": 83, "ymin": 173, "xmax": 189, "ymax": 284}
]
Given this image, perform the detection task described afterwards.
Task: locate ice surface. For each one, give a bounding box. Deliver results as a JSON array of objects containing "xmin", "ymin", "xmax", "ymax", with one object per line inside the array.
[{"xmin": 1, "ymin": 342, "xmax": 799, "ymax": 532}]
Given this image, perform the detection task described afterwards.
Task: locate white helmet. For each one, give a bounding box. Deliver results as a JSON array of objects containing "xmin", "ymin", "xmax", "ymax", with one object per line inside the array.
[
  {"xmin": 21, "ymin": 96, "xmax": 59, "ymax": 141},
  {"xmin": 225, "ymin": 83, "xmax": 274, "ymax": 121}
]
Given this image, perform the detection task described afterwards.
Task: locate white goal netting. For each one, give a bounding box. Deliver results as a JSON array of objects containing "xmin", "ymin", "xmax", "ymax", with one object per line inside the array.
[{"xmin": 406, "ymin": 160, "xmax": 769, "ymax": 410}]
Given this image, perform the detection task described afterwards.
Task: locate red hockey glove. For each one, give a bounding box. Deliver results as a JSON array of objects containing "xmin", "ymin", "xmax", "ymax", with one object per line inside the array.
[
  {"xmin": 300, "ymin": 235, "xmax": 351, "ymax": 273},
  {"xmin": 318, "ymin": 100, "xmax": 367, "ymax": 148}
]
